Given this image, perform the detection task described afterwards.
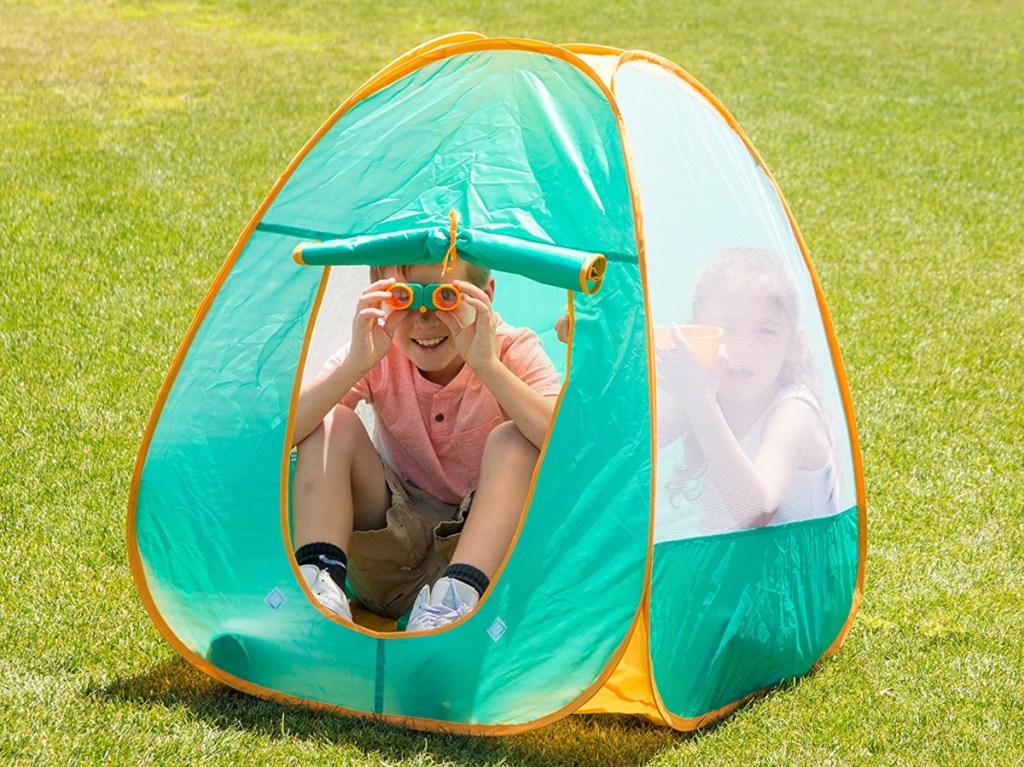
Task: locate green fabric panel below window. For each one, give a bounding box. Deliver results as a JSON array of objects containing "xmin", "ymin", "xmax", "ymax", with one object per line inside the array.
[{"xmin": 650, "ymin": 506, "xmax": 859, "ymax": 719}]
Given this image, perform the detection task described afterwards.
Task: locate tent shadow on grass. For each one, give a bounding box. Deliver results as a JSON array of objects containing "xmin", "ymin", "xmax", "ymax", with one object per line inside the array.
[{"xmin": 91, "ymin": 659, "xmax": 686, "ymax": 766}]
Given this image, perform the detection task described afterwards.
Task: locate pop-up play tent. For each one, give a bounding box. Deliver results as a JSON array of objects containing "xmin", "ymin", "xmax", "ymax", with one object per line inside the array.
[{"xmin": 128, "ymin": 34, "xmax": 865, "ymax": 734}]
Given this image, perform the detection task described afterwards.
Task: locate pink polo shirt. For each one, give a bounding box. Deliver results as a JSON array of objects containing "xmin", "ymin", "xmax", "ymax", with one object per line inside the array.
[{"xmin": 335, "ymin": 321, "xmax": 562, "ymax": 504}]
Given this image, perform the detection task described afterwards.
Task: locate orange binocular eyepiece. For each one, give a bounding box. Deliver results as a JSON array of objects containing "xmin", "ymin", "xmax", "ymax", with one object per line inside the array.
[{"xmin": 385, "ymin": 283, "xmax": 462, "ymax": 313}]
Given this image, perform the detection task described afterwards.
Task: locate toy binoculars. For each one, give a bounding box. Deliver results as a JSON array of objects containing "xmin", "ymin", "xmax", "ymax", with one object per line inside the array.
[{"xmin": 385, "ymin": 282, "xmax": 462, "ymax": 313}]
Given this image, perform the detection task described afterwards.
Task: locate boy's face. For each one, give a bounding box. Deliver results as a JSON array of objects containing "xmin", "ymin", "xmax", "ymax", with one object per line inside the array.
[{"xmin": 384, "ymin": 262, "xmax": 494, "ymax": 385}]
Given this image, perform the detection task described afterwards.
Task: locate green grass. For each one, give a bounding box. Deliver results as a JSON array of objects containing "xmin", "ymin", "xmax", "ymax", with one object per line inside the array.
[{"xmin": 2, "ymin": 0, "xmax": 1023, "ymax": 764}]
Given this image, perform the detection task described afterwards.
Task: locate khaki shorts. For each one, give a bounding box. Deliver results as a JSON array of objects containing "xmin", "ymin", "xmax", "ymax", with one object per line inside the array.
[{"xmin": 346, "ymin": 466, "xmax": 472, "ymax": 619}]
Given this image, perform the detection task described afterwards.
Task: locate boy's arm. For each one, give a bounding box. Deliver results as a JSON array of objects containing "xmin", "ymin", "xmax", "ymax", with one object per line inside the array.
[
  {"xmin": 291, "ymin": 278, "xmax": 405, "ymax": 446},
  {"xmin": 292, "ymin": 355, "xmax": 370, "ymax": 446},
  {"xmin": 474, "ymin": 362, "xmax": 557, "ymax": 449},
  {"xmin": 439, "ymin": 280, "xmax": 557, "ymax": 449}
]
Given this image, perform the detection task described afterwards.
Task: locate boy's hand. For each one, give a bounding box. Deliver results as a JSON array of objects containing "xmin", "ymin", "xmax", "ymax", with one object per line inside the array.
[
  {"xmin": 436, "ymin": 280, "xmax": 498, "ymax": 372},
  {"xmin": 348, "ymin": 278, "xmax": 407, "ymax": 374}
]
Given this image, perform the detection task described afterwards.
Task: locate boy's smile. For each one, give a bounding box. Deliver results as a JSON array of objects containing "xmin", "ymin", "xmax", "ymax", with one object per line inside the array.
[
  {"xmin": 412, "ymin": 335, "xmax": 446, "ymax": 350},
  {"xmin": 395, "ymin": 308, "xmax": 463, "ymax": 383}
]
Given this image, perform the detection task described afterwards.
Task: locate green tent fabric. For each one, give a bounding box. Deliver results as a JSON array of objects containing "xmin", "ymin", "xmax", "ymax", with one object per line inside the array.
[{"xmin": 128, "ymin": 36, "xmax": 865, "ymax": 734}]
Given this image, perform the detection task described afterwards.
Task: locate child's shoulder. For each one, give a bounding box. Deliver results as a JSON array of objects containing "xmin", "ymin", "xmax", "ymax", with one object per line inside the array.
[
  {"xmin": 764, "ymin": 384, "xmax": 830, "ymax": 448},
  {"xmin": 772, "ymin": 384, "xmax": 821, "ymax": 413},
  {"xmin": 494, "ymin": 318, "xmax": 543, "ymax": 351},
  {"xmin": 493, "ymin": 315, "xmax": 530, "ymax": 337},
  {"xmin": 760, "ymin": 385, "xmax": 826, "ymax": 437},
  {"xmin": 492, "ymin": 319, "xmax": 560, "ymax": 390}
]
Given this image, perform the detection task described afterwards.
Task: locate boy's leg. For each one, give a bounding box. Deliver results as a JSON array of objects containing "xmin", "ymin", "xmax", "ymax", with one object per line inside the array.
[
  {"xmin": 450, "ymin": 421, "xmax": 539, "ymax": 580},
  {"xmin": 292, "ymin": 405, "xmax": 391, "ymax": 552},
  {"xmin": 292, "ymin": 405, "xmax": 391, "ymax": 620},
  {"xmin": 406, "ymin": 422, "xmax": 538, "ymax": 632}
]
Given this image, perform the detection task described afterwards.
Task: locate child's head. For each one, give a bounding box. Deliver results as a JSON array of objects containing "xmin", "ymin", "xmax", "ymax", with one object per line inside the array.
[
  {"xmin": 692, "ymin": 246, "xmax": 803, "ymax": 401},
  {"xmin": 372, "ymin": 260, "xmax": 494, "ymax": 385}
]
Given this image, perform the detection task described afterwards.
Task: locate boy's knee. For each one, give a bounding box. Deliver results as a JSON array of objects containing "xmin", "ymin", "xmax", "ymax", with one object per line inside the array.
[
  {"xmin": 324, "ymin": 405, "xmax": 365, "ymax": 435},
  {"xmin": 297, "ymin": 406, "xmax": 367, "ymax": 458},
  {"xmin": 295, "ymin": 420, "xmax": 327, "ymax": 452},
  {"xmin": 484, "ymin": 422, "xmax": 539, "ymax": 464},
  {"xmin": 327, "ymin": 406, "xmax": 372, "ymax": 452}
]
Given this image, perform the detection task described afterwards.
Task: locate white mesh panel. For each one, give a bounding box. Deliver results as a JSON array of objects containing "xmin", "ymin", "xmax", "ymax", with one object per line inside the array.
[{"xmin": 616, "ymin": 60, "xmax": 855, "ymax": 540}]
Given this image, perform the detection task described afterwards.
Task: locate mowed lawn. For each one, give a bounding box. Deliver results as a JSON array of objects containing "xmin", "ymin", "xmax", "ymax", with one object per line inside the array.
[{"xmin": 2, "ymin": 1, "xmax": 1022, "ymax": 765}]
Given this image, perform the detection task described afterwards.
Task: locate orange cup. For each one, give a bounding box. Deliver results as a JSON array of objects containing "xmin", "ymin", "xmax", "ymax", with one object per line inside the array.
[{"xmin": 653, "ymin": 324, "xmax": 723, "ymax": 367}]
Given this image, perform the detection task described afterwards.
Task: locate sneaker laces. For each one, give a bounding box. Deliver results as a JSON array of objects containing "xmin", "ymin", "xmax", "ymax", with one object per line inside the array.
[
  {"xmin": 407, "ymin": 578, "xmax": 476, "ymax": 631},
  {"xmin": 409, "ymin": 600, "xmax": 471, "ymax": 630}
]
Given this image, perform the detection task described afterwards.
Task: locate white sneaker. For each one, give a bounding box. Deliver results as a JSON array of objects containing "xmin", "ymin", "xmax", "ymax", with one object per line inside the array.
[
  {"xmin": 299, "ymin": 564, "xmax": 353, "ymax": 621},
  {"xmin": 405, "ymin": 576, "xmax": 479, "ymax": 632}
]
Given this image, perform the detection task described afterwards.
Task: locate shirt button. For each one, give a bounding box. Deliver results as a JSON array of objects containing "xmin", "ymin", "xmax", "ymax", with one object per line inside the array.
[{"xmin": 434, "ymin": 413, "xmax": 444, "ymax": 422}]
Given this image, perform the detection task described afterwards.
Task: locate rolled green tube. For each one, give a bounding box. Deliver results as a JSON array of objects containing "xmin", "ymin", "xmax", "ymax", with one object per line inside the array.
[
  {"xmin": 456, "ymin": 229, "xmax": 606, "ymax": 294},
  {"xmin": 293, "ymin": 227, "xmax": 606, "ymax": 294},
  {"xmin": 293, "ymin": 228, "xmax": 449, "ymax": 267}
]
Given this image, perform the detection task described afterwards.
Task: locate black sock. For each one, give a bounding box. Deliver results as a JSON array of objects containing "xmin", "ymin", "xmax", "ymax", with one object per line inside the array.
[
  {"xmin": 295, "ymin": 542, "xmax": 347, "ymax": 591},
  {"xmin": 443, "ymin": 563, "xmax": 490, "ymax": 598}
]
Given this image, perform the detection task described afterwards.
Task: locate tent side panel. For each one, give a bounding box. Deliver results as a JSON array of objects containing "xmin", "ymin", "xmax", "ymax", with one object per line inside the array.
[{"xmin": 615, "ymin": 58, "xmax": 864, "ymax": 726}]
